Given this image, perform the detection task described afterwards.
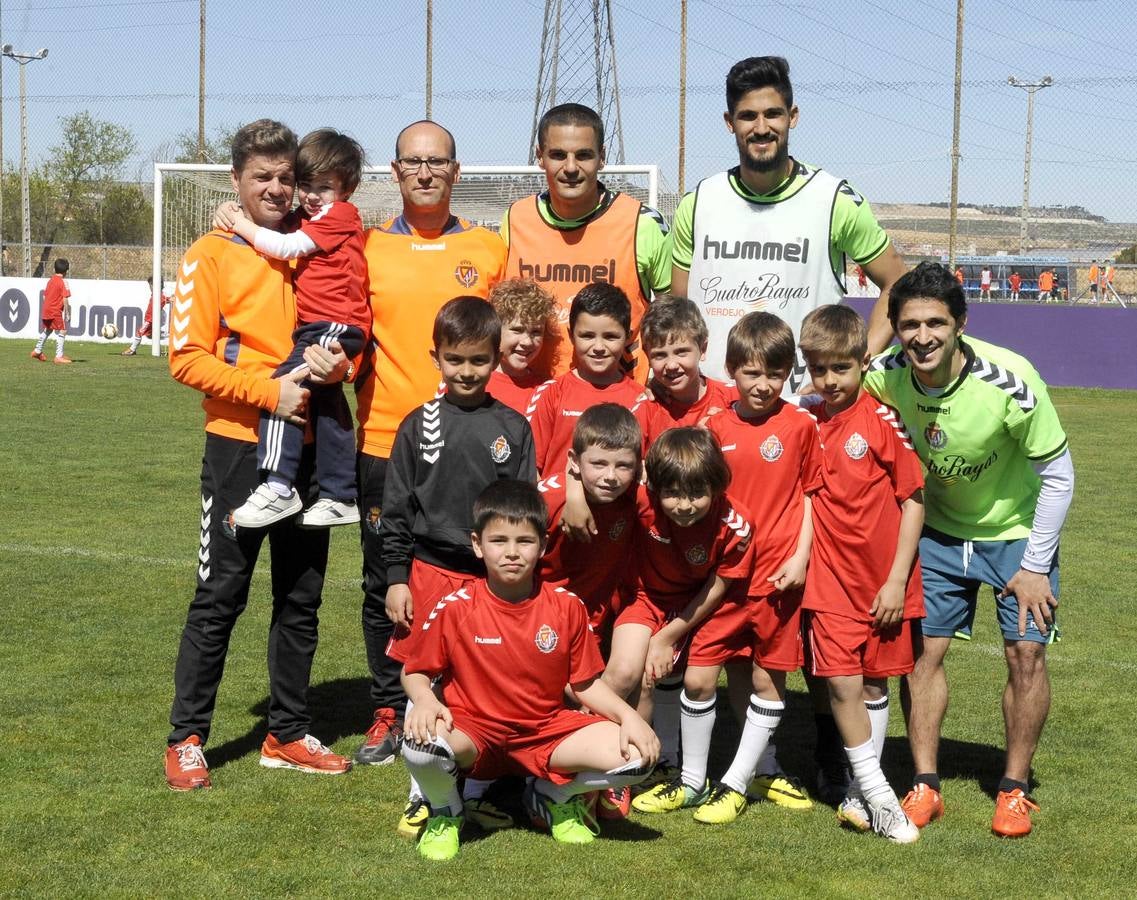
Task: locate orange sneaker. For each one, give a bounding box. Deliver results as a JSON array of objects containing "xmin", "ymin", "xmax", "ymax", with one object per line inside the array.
[
  {"xmin": 165, "ymin": 735, "xmax": 211, "ymax": 791},
  {"xmin": 53, "ymin": 355, "xmax": 73, "ymax": 364},
  {"xmin": 598, "ymin": 785, "xmax": 632, "ymax": 820},
  {"xmin": 30, "ymin": 350, "xmax": 46, "ymax": 361},
  {"xmin": 901, "ymin": 783, "xmax": 944, "ymax": 828},
  {"xmin": 992, "ymin": 788, "xmax": 1039, "ymax": 838},
  {"xmin": 259, "ymin": 734, "xmax": 352, "ymax": 774}
]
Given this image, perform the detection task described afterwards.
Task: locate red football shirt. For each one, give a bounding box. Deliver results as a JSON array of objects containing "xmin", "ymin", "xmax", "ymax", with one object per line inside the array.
[
  {"xmin": 706, "ymin": 400, "xmax": 823, "ymax": 596},
  {"xmin": 636, "ymin": 490, "xmax": 756, "ymax": 612},
  {"xmin": 632, "ymin": 377, "xmax": 736, "ymax": 454},
  {"xmin": 294, "ymin": 200, "xmax": 371, "ymax": 331},
  {"xmin": 527, "ymin": 370, "xmax": 643, "ymax": 477},
  {"xmin": 42, "ymin": 274, "xmax": 70, "ymax": 319},
  {"xmin": 490, "ymin": 369, "xmax": 550, "ymax": 417},
  {"xmin": 803, "ymin": 391, "xmax": 925, "ymax": 622},
  {"xmin": 402, "ymin": 579, "xmax": 605, "ymax": 730},
  {"xmin": 538, "ymin": 476, "xmax": 640, "ymax": 622}
]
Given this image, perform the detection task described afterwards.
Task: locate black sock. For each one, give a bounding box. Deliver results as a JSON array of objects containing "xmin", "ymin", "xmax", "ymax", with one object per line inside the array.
[
  {"xmin": 914, "ymin": 773, "xmax": 941, "ymax": 791},
  {"xmin": 813, "ymin": 712, "xmax": 843, "ymax": 767},
  {"xmin": 998, "ymin": 777, "xmax": 1029, "ymax": 795}
]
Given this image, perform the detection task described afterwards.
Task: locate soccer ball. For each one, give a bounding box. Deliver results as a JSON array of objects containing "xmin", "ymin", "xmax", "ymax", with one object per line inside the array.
[{"xmin": 101, "ymin": 323, "xmax": 119, "ymax": 340}]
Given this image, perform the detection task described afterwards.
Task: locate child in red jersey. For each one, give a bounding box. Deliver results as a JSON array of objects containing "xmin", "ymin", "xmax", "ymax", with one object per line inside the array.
[
  {"xmin": 400, "ymin": 480, "xmax": 658, "ymax": 861},
  {"xmin": 799, "ymin": 304, "xmax": 925, "ymax": 845},
  {"xmin": 659, "ymin": 312, "xmax": 823, "ymax": 825},
  {"xmin": 121, "ymin": 276, "xmax": 170, "ymax": 356},
  {"xmin": 30, "ymin": 258, "xmax": 72, "ymax": 364},
  {"xmin": 217, "ymin": 129, "xmax": 372, "ymax": 530},
  {"xmin": 526, "ymin": 283, "xmax": 644, "ymax": 476},
  {"xmin": 538, "ymin": 403, "xmax": 643, "ymax": 820},
  {"xmin": 487, "ymin": 278, "xmax": 556, "ymax": 414},
  {"xmin": 601, "ymin": 427, "xmax": 755, "ymax": 811}
]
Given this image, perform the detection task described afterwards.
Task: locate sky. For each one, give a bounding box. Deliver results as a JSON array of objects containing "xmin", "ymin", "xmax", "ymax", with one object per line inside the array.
[{"xmin": 1, "ymin": 0, "xmax": 1135, "ymax": 222}]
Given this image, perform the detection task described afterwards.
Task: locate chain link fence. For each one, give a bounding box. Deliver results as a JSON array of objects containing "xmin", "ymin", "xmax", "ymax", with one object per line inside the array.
[{"xmin": 1, "ymin": 1, "xmax": 1134, "ymax": 289}]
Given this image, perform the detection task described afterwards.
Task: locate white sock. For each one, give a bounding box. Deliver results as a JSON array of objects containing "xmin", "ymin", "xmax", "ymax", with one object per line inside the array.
[
  {"xmin": 401, "ymin": 734, "xmax": 461, "ymax": 816},
  {"xmin": 128, "ymin": 335, "xmax": 142, "ymax": 353},
  {"xmin": 653, "ymin": 680, "xmax": 682, "ymax": 767},
  {"xmin": 866, "ymin": 695, "xmax": 890, "ymax": 762},
  {"xmin": 721, "ymin": 696, "xmax": 784, "ymax": 795},
  {"xmin": 537, "ymin": 758, "xmax": 650, "ymax": 804},
  {"xmin": 462, "ymin": 777, "xmax": 493, "ymax": 801},
  {"xmin": 408, "ymin": 775, "xmax": 422, "ymax": 801},
  {"xmin": 54, "ymin": 332, "xmax": 65, "ymax": 357},
  {"xmin": 34, "ymin": 331, "xmax": 47, "ymax": 353},
  {"xmin": 267, "ymin": 474, "xmax": 293, "ymax": 496},
  {"xmin": 845, "ymin": 739, "xmax": 896, "ymax": 812},
  {"xmin": 680, "ymin": 691, "xmax": 717, "ymax": 790}
]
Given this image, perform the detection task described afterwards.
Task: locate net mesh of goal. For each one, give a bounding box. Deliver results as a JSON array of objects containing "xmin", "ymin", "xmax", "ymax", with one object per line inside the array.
[{"xmin": 156, "ymin": 163, "xmax": 659, "ymax": 283}]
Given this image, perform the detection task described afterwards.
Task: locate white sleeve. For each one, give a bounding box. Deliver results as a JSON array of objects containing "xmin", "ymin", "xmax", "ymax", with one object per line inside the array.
[
  {"xmin": 1020, "ymin": 449, "xmax": 1074, "ymax": 573},
  {"xmin": 252, "ymin": 226, "xmax": 318, "ymax": 260}
]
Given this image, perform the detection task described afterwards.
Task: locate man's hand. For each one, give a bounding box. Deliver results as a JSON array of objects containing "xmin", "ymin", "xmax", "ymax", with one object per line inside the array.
[
  {"xmin": 619, "ymin": 715, "xmax": 661, "ymax": 767},
  {"xmin": 212, "ymin": 201, "xmax": 244, "ymax": 231},
  {"xmin": 405, "ymin": 695, "xmax": 452, "ymax": 745},
  {"xmin": 273, "ymin": 369, "xmax": 310, "ymax": 424},
  {"xmin": 385, "ymin": 583, "xmax": 414, "ymax": 634},
  {"xmin": 870, "ymin": 579, "xmax": 905, "ymax": 629},
  {"xmin": 302, "ymin": 340, "xmax": 350, "ymax": 385},
  {"xmin": 1000, "ymin": 568, "xmax": 1058, "ymax": 637}
]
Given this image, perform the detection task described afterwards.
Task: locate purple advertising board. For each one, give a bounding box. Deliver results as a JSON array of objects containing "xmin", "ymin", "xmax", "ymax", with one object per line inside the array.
[{"xmin": 845, "ymin": 299, "xmax": 1136, "ymax": 390}]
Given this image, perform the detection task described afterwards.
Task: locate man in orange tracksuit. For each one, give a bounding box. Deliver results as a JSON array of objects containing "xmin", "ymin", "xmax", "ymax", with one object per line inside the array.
[{"xmin": 163, "ymin": 119, "xmax": 351, "ymax": 792}]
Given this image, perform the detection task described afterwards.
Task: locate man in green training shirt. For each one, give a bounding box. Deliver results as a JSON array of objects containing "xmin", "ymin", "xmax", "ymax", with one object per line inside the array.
[
  {"xmin": 864, "ymin": 262, "xmax": 1074, "ymax": 839},
  {"xmin": 671, "ymin": 56, "xmax": 906, "ymax": 386}
]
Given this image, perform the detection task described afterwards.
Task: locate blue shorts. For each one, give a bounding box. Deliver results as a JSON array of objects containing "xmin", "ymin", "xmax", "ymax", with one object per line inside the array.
[{"xmin": 919, "ymin": 527, "xmax": 1059, "ymax": 644}]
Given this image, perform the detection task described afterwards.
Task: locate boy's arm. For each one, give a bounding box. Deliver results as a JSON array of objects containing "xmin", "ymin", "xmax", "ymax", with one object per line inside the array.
[
  {"xmin": 573, "ymin": 676, "xmax": 660, "ymax": 766},
  {"xmin": 768, "ymin": 493, "xmax": 814, "ymax": 592},
  {"xmin": 560, "ymin": 459, "xmax": 598, "ymax": 541},
  {"xmin": 400, "ymin": 671, "xmax": 452, "ymax": 743},
  {"xmin": 646, "ymin": 574, "xmax": 734, "ymax": 682},
  {"xmin": 870, "ymin": 490, "xmax": 924, "ymax": 628},
  {"xmin": 525, "ymin": 380, "xmax": 558, "ymax": 475}
]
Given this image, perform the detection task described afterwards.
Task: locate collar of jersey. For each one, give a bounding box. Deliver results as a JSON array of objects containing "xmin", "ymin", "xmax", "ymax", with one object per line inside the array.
[
  {"xmin": 537, "ymin": 183, "xmax": 614, "ymax": 229},
  {"xmin": 385, "ymin": 213, "xmax": 465, "ymax": 237},
  {"xmin": 908, "ymin": 338, "xmax": 975, "ymax": 400},
  {"xmin": 728, "ymin": 159, "xmax": 812, "ymax": 204}
]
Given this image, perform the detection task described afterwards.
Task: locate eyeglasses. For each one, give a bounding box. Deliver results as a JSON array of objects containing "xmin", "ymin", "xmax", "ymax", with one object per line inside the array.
[{"xmin": 396, "ymin": 156, "xmax": 454, "ymax": 174}]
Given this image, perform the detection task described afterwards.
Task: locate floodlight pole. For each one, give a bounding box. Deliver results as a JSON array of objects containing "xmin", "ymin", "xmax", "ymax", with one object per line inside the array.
[
  {"xmin": 677, "ymin": 0, "xmax": 687, "ymax": 195},
  {"xmin": 425, "ymin": 0, "xmax": 433, "ymax": 119},
  {"xmin": 198, "ymin": 0, "xmax": 206, "ymax": 161},
  {"xmin": 947, "ymin": 0, "xmax": 964, "ymax": 267},
  {"xmin": 2, "ymin": 45, "xmax": 48, "ymax": 277},
  {"xmin": 1008, "ymin": 75, "xmax": 1051, "ymax": 254}
]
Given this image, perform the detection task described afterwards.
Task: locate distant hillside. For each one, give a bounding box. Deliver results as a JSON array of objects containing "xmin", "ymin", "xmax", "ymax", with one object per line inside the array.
[{"xmin": 920, "ymin": 202, "xmax": 1107, "ymax": 223}]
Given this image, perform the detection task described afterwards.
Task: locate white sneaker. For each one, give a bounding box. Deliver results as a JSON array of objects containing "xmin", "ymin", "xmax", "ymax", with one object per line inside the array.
[
  {"xmin": 870, "ymin": 798, "xmax": 920, "ymax": 844},
  {"xmin": 232, "ymin": 484, "xmax": 302, "ymax": 528},
  {"xmin": 836, "ymin": 792, "xmax": 872, "ymax": 832},
  {"xmin": 299, "ymin": 498, "xmax": 361, "ymax": 528}
]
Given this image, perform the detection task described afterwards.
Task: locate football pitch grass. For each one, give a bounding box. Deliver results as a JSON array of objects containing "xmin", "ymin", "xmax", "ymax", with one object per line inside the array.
[{"xmin": 2, "ymin": 341, "xmax": 1134, "ymax": 898}]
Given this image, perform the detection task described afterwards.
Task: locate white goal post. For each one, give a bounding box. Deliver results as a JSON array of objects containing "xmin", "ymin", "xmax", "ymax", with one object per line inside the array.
[{"xmin": 151, "ymin": 162, "xmax": 660, "ymax": 358}]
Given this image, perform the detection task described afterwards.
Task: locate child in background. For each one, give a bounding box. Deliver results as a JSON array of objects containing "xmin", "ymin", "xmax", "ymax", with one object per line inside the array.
[
  {"xmin": 526, "ymin": 283, "xmax": 643, "ymax": 476},
  {"xmin": 218, "ymin": 129, "xmax": 372, "ymax": 529},
  {"xmin": 122, "ymin": 276, "xmax": 169, "ymax": 356},
  {"xmin": 602, "ymin": 427, "xmax": 755, "ymax": 809},
  {"xmin": 400, "ymin": 479, "xmax": 658, "ymax": 860},
  {"xmin": 31, "ymin": 258, "xmax": 72, "ymax": 364},
  {"xmin": 381, "ymin": 296, "xmax": 537, "ymax": 839},
  {"xmin": 487, "ymin": 278, "xmax": 556, "ymax": 415},
  {"xmin": 799, "ymin": 304, "xmax": 925, "ymax": 845}
]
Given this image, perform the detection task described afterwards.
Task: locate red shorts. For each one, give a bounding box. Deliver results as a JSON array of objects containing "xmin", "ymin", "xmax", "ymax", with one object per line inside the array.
[
  {"xmin": 685, "ymin": 588, "xmax": 803, "ymax": 670},
  {"xmin": 41, "ymin": 316, "xmax": 65, "ymax": 332},
  {"xmin": 614, "ymin": 592, "xmax": 691, "ymax": 667},
  {"xmin": 806, "ymin": 610, "xmax": 916, "ymax": 678},
  {"xmin": 454, "ymin": 707, "xmax": 609, "ymax": 785},
  {"xmin": 386, "ymin": 559, "xmax": 479, "ymax": 664}
]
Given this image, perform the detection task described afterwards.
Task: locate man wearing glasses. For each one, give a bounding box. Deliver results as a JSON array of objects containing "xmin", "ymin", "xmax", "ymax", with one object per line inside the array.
[{"xmin": 351, "ymin": 120, "xmax": 506, "ymax": 776}]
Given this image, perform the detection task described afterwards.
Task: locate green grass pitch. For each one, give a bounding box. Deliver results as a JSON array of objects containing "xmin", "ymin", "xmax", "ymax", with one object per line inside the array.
[{"xmin": 2, "ymin": 341, "xmax": 1135, "ymax": 897}]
